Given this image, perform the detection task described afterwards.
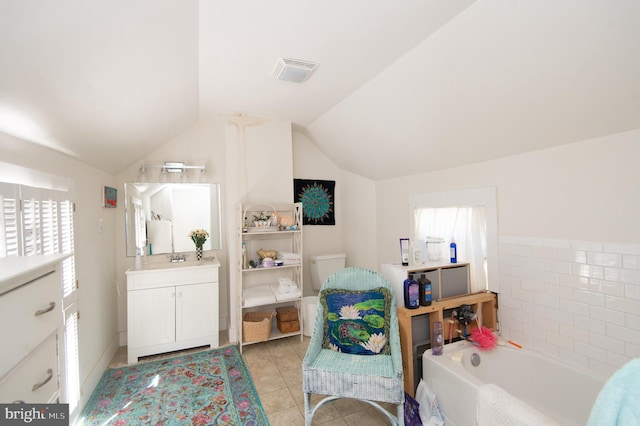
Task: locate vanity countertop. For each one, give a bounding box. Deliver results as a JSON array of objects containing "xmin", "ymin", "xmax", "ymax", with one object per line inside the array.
[
  {"xmin": 126, "ymin": 257, "xmax": 220, "ymax": 274},
  {"xmin": 126, "ymin": 258, "xmax": 220, "ymax": 291}
]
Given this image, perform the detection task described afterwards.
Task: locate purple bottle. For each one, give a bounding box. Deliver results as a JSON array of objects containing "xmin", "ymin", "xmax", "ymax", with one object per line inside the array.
[
  {"xmin": 432, "ymin": 321, "xmax": 444, "ymax": 355},
  {"xmin": 403, "ymin": 278, "xmax": 419, "ymax": 309}
]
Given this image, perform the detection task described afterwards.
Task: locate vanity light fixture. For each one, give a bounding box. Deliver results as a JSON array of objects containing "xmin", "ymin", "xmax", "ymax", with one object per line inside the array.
[
  {"xmin": 138, "ymin": 162, "xmax": 206, "ymax": 182},
  {"xmin": 138, "ymin": 162, "xmax": 206, "ymax": 174}
]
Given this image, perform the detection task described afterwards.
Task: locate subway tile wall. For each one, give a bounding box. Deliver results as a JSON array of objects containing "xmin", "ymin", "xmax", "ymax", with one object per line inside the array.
[{"xmin": 498, "ymin": 236, "xmax": 640, "ymax": 379}]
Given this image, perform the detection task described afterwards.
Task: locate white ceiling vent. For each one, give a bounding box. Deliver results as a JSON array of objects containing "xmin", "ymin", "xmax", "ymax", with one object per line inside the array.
[{"xmin": 272, "ymin": 57, "xmax": 319, "ymax": 83}]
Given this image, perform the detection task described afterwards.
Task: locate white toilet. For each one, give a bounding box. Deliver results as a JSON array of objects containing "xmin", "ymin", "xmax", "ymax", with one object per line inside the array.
[
  {"xmin": 308, "ymin": 253, "xmax": 347, "ymax": 290},
  {"xmin": 304, "ymin": 253, "xmax": 347, "ymax": 336}
]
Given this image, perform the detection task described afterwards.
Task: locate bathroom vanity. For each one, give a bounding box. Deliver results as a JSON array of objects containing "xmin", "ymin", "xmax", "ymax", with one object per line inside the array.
[{"xmin": 126, "ymin": 259, "xmax": 220, "ymax": 364}]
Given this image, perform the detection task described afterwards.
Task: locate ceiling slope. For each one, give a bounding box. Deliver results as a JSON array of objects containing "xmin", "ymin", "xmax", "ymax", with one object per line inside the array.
[
  {"xmin": 0, "ymin": 0, "xmax": 199, "ymax": 174},
  {"xmin": 198, "ymin": 0, "xmax": 476, "ymax": 125},
  {"xmin": 307, "ymin": 1, "xmax": 640, "ymax": 180},
  {"xmin": 1, "ymin": 2, "xmax": 639, "ymax": 179}
]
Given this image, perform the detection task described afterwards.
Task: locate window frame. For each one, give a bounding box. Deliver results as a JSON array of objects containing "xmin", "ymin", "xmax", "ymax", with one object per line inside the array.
[{"xmin": 409, "ymin": 187, "xmax": 499, "ymax": 293}]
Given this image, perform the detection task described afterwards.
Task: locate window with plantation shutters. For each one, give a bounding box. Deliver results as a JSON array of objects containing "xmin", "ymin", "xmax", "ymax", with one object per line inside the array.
[
  {"xmin": 60, "ymin": 199, "xmax": 77, "ymax": 298},
  {"xmin": 20, "ymin": 186, "xmax": 42, "ymax": 256},
  {"xmin": 41, "ymin": 197, "xmax": 60, "ymax": 255},
  {"xmin": 59, "ymin": 198, "xmax": 80, "ymax": 415},
  {"xmin": 64, "ymin": 309, "xmax": 80, "ymax": 412},
  {"xmin": 0, "ymin": 181, "xmax": 80, "ymax": 416},
  {"xmin": 0, "ymin": 183, "xmax": 20, "ymax": 257}
]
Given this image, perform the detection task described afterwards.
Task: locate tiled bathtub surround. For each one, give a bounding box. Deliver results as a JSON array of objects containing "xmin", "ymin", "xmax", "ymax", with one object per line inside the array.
[{"xmin": 498, "ymin": 236, "xmax": 640, "ymax": 379}]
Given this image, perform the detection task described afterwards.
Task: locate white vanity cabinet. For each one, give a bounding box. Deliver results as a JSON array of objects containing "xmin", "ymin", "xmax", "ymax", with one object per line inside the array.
[
  {"xmin": 126, "ymin": 260, "xmax": 220, "ymax": 364},
  {"xmin": 0, "ymin": 254, "xmax": 69, "ymax": 403}
]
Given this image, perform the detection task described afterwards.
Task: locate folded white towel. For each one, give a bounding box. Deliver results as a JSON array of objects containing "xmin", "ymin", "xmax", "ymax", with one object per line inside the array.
[
  {"xmin": 278, "ymin": 277, "xmax": 298, "ymax": 293},
  {"xmin": 280, "ymin": 252, "xmax": 300, "ymax": 260},
  {"xmin": 243, "ymin": 285, "xmax": 277, "ymax": 307},
  {"xmin": 279, "ymin": 284, "xmax": 297, "ymax": 293},
  {"xmin": 270, "ymin": 284, "xmax": 301, "ymax": 302}
]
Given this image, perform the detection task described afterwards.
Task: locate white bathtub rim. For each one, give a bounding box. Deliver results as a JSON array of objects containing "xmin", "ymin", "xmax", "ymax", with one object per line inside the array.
[
  {"xmin": 430, "ymin": 339, "xmax": 607, "ymax": 384},
  {"xmin": 422, "ymin": 340, "xmax": 607, "ymax": 426}
]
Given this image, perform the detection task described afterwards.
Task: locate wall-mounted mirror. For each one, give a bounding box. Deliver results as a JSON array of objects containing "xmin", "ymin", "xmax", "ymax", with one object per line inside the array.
[{"xmin": 124, "ymin": 183, "xmax": 222, "ymax": 257}]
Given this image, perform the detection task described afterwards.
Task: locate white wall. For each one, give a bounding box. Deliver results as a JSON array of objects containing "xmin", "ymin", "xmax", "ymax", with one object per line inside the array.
[
  {"xmin": 374, "ymin": 129, "xmax": 640, "ymax": 378},
  {"xmin": 341, "ymin": 169, "xmax": 377, "ymax": 270},
  {"xmin": 225, "ymin": 118, "xmax": 294, "ymax": 342},
  {"xmin": 293, "ymin": 130, "xmax": 347, "ymax": 295},
  {"xmin": 0, "ymin": 131, "xmax": 120, "ymax": 412}
]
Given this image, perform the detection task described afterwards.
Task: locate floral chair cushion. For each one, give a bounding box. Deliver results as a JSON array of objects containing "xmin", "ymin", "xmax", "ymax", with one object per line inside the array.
[{"xmin": 319, "ymin": 287, "xmax": 391, "ymax": 355}]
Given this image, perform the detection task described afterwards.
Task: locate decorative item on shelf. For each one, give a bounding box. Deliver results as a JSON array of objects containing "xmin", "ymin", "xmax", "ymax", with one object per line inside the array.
[
  {"xmin": 243, "ymin": 203, "xmax": 281, "ymax": 232},
  {"xmin": 252, "ymin": 211, "xmax": 271, "ymax": 227},
  {"xmin": 426, "ymin": 236, "xmax": 445, "ymax": 261},
  {"xmin": 257, "ymin": 248, "xmax": 278, "ymax": 261},
  {"xmin": 279, "ymin": 215, "xmax": 296, "ymax": 230},
  {"xmin": 189, "ymin": 228, "xmax": 209, "ymax": 261}
]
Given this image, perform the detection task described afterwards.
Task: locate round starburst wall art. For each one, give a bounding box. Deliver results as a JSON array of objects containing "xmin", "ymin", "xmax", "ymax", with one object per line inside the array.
[{"xmin": 294, "ymin": 179, "xmax": 335, "ymax": 225}]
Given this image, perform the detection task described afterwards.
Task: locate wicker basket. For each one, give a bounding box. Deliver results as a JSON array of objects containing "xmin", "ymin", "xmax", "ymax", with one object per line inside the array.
[{"xmin": 242, "ymin": 311, "xmax": 275, "ymax": 342}]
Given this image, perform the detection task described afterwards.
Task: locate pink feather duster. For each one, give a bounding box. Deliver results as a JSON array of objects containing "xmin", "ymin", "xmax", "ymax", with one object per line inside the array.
[{"xmin": 471, "ymin": 326, "xmax": 497, "ymax": 351}]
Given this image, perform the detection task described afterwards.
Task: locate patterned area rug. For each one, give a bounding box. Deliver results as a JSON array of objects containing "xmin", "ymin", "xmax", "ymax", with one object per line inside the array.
[{"xmin": 78, "ymin": 345, "xmax": 268, "ymax": 425}]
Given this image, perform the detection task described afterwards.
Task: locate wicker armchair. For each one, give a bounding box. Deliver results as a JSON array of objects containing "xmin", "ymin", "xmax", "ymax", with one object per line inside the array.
[{"xmin": 302, "ymin": 267, "xmax": 404, "ymax": 425}]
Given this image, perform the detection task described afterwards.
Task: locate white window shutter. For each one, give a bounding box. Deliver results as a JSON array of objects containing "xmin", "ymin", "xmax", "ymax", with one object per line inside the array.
[
  {"xmin": 20, "ymin": 185, "xmax": 42, "ymax": 256},
  {"xmin": 0, "ymin": 183, "xmax": 20, "ymax": 257}
]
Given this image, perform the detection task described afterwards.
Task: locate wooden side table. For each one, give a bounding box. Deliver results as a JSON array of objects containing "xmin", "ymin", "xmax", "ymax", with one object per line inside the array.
[{"xmin": 397, "ymin": 291, "xmax": 498, "ymax": 396}]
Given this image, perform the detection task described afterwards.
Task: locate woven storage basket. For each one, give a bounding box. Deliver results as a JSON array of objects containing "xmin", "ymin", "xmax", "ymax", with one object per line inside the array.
[{"xmin": 242, "ymin": 311, "xmax": 275, "ymax": 342}]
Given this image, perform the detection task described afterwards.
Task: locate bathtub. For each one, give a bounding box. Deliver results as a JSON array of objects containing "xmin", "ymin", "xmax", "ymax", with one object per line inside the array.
[{"xmin": 422, "ymin": 340, "xmax": 605, "ymax": 425}]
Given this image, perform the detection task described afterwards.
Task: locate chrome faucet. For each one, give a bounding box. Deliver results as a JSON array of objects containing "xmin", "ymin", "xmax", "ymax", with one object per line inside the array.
[{"xmin": 169, "ymin": 253, "xmax": 186, "ymax": 263}]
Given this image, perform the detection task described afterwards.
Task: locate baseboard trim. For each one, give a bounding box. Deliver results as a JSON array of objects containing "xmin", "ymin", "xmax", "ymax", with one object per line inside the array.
[{"xmin": 75, "ymin": 333, "xmax": 121, "ymax": 420}]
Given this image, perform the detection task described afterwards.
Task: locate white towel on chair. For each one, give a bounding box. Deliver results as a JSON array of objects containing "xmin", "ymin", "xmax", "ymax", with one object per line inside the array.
[{"xmin": 477, "ymin": 384, "xmax": 559, "ymax": 426}]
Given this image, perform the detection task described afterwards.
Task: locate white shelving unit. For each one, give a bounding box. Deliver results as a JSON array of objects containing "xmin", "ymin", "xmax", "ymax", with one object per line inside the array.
[
  {"xmin": 238, "ymin": 202, "xmax": 304, "ymax": 352},
  {"xmin": 381, "ymin": 261, "xmax": 471, "ymax": 307}
]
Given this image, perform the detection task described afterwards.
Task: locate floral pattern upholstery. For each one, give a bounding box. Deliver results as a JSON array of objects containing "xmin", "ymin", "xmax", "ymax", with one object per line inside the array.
[{"xmin": 320, "ymin": 287, "xmax": 391, "ymax": 355}]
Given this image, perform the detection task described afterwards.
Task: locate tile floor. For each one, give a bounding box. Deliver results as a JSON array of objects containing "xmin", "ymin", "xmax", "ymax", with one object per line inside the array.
[{"xmin": 109, "ymin": 332, "xmax": 398, "ymax": 425}]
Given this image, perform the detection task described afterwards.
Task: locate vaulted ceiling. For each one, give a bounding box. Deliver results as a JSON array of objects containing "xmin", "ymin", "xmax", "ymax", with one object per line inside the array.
[{"xmin": 2, "ymin": 1, "xmax": 639, "ymax": 180}]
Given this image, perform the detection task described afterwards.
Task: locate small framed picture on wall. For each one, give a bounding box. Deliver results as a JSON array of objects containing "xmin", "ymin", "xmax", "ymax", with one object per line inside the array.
[{"xmin": 103, "ymin": 186, "xmax": 117, "ymax": 208}]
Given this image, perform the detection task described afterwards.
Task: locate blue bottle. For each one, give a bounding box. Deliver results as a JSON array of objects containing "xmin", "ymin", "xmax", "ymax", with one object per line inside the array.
[
  {"xmin": 450, "ymin": 240, "xmax": 457, "ymax": 263},
  {"xmin": 403, "ymin": 278, "xmax": 419, "ymax": 309}
]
